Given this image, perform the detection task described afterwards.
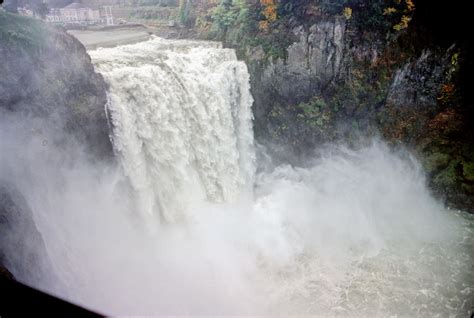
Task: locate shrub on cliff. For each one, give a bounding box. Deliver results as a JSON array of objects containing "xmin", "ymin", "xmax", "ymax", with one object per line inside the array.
[{"xmin": 0, "ymin": 10, "xmax": 47, "ymax": 52}]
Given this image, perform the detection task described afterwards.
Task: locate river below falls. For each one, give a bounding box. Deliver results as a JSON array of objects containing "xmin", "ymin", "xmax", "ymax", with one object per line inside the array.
[{"xmin": 1, "ymin": 37, "xmax": 472, "ymax": 316}]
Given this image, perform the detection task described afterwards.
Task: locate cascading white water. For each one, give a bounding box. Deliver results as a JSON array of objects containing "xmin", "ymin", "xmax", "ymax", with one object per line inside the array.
[
  {"xmin": 90, "ymin": 38, "xmax": 255, "ymax": 223},
  {"xmin": 1, "ymin": 38, "xmax": 472, "ymax": 316}
]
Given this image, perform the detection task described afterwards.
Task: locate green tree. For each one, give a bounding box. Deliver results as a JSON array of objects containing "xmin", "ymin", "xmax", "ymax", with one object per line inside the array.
[{"xmin": 211, "ymin": 0, "xmax": 248, "ymax": 36}]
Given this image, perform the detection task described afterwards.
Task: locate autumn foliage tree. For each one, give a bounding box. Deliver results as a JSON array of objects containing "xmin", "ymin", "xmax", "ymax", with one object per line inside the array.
[
  {"xmin": 258, "ymin": 0, "xmax": 277, "ymax": 32},
  {"xmin": 383, "ymin": 0, "xmax": 416, "ymax": 31}
]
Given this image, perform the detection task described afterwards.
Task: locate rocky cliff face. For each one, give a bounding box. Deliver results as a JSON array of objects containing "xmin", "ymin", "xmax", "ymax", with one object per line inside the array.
[
  {"xmin": 226, "ymin": 10, "xmax": 473, "ymax": 212},
  {"xmin": 385, "ymin": 49, "xmax": 450, "ymax": 110},
  {"xmin": 260, "ymin": 18, "xmax": 346, "ymax": 103},
  {"xmin": 0, "ymin": 12, "xmax": 112, "ymax": 278},
  {"xmin": 381, "ymin": 48, "xmax": 474, "ymax": 213},
  {"xmin": 247, "ymin": 18, "xmax": 349, "ymax": 159},
  {"xmin": 0, "ymin": 184, "xmax": 52, "ymax": 283},
  {"xmin": 0, "ymin": 11, "xmax": 112, "ymax": 160}
]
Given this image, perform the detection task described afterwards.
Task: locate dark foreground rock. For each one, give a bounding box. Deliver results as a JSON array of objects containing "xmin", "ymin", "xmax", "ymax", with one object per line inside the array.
[
  {"xmin": 0, "ymin": 12, "xmax": 113, "ymax": 280},
  {"xmin": 0, "ymin": 11, "xmax": 112, "ymax": 160},
  {"xmin": 0, "ymin": 184, "xmax": 50, "ymax": 284}
]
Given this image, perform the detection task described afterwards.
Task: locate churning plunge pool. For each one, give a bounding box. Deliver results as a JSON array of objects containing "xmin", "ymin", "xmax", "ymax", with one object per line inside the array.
[{"xmin": 1, "ymin": 38, "xmax": 472, "ymax": 316}]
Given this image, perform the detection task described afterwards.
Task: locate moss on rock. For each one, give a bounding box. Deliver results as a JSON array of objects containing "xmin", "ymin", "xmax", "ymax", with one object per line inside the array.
[
  {"xmin": 0, "ymin": 12, "xmax": 112, "ymax": 160},
  {"xmin": 423, "ymin": 152, "xmax": 451, "ymax": 174}
]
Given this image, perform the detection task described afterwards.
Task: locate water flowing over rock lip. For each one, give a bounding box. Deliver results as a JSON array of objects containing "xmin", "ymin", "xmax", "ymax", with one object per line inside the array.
[
  {"xmin": 90, "ymin": 37, "xmax": 256, "ymax": 223},
  {"xmin": 68, "ymin": 28, "xmax": 153, "ymax": 50},
  {"xmin": 1, "ymin": 21, "xmax": 472, "ymax": 315}
]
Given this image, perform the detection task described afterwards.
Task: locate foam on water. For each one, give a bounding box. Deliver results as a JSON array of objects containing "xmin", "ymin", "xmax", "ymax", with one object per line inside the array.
[{"xmin": 0, "ymin": 38, "xmax": 472, "ymax": 316}]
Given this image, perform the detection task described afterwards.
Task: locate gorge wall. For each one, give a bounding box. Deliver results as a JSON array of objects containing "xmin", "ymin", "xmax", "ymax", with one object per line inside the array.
[
  {"xmin": 0, "ymin": 0, "xmax": 473, "ymax": 284},
  {"xmin": 0, "ymin": 11, "xmax": 112, "ymax": 160},
  {"xmin": 0, "ymin": 11, "xmax": 112, "ymax": 279},
  {"xmin": 0, "ymin": 3, "xmax": 473, "ymax": 313},
  {"xmin": 192, "ymin": 0, "xmax": 474, "ymax": 213}
]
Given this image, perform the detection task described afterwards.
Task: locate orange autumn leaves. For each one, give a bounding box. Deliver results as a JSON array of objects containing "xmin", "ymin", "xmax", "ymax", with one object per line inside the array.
[
  {"xmin": 259, "ymin": 0, "xmax": 277, "ymax": 32},
  {"xmin": 383, "ymin": 0, "xmax": 416, "ymax": 31}
]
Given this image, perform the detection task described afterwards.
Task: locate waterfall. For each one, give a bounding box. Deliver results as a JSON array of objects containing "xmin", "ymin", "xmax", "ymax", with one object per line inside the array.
[
  {"xmin": 1, "ymin": 38, "xmax": 472, "ymax": 316},
  {"xmin": 90, "ymin": 38, "xmax": 255, "ymax": 222}
]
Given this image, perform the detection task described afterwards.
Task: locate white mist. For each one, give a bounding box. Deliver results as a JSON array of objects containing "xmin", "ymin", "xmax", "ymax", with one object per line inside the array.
[{"xmin": 0, "ymin": 38, "xmax": 472, "ymax": 316}]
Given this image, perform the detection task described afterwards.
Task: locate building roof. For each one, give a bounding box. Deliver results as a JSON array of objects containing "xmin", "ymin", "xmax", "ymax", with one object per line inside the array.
[{"xmin": 62, "ymin": 2, "xmax": 87, "ymax": 9}]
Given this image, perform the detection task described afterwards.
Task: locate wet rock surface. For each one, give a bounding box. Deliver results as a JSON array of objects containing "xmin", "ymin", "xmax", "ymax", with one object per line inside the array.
[{"xmin": 0, "ymin": 11, "xmax": 112, "ymax": 160}]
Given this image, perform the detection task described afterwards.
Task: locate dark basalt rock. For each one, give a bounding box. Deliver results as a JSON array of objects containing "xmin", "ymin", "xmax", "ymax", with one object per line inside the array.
[
  {"xmin": 0, "ymin": 12, "xmax": 113, "ymax": 279},
  {"xmin": 0, "ymin": 184, "xmax": 50, "ymax": 284},
  {"xmin": 0, "ymin": 11, "xmax": 112, "ymax": 160},
  {"xmin": 0, "ymin": 265, "xmax": 15, "ymax": 281},
  {"xmin": 232, "ymin": 13, "xmax": 473, "ymax": 212}
]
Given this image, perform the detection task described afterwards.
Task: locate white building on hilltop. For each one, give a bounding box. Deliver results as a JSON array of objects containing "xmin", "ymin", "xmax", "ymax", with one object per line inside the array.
[
  {"xmin": 60, "ymin": 2, "xmax": 100, "ymax": 23},
  {"xmin": 46, "ymin": 2, "xmax": 114, "ymax": 25}
]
